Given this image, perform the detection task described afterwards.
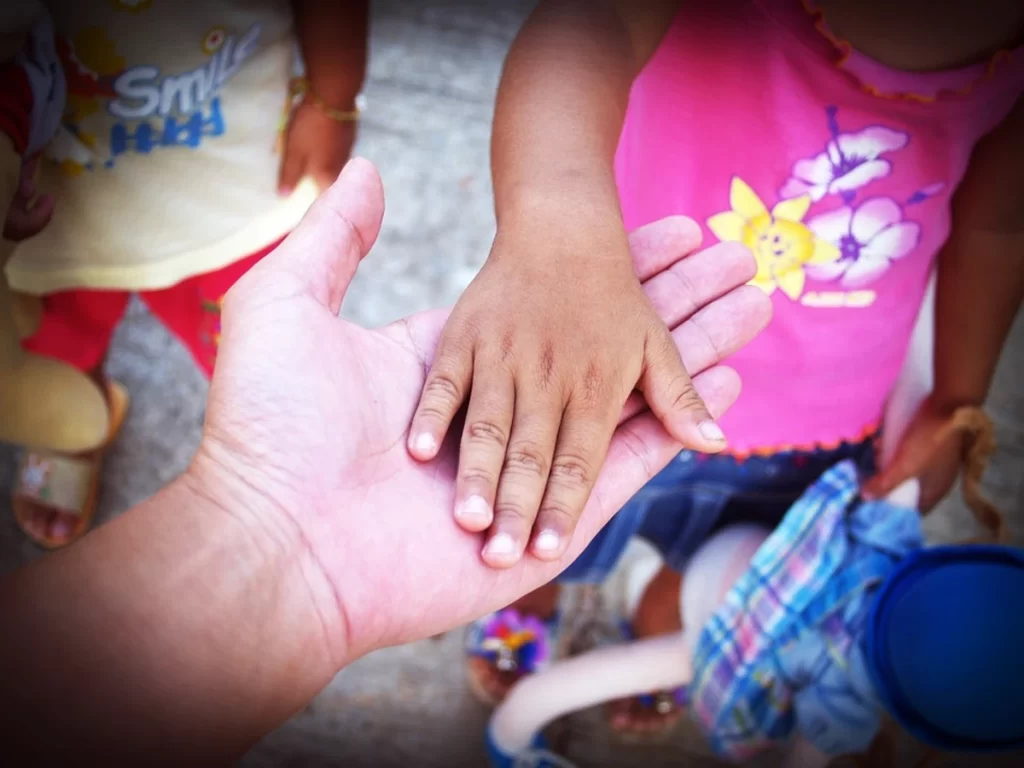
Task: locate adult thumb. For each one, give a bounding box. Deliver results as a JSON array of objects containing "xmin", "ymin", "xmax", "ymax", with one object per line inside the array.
[{"xmin": 268, "ymin": 157, "xmax": 385, "ymax": 313}]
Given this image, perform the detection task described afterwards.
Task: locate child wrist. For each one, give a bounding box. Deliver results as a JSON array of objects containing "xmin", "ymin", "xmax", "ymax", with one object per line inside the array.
[
  {"xmin": 927, "ymin": 389, "xmax": 986, "ymax": 415},
  {"xmin": 290, "ymin": 77, "xmax": 365, "ymax": 122}
]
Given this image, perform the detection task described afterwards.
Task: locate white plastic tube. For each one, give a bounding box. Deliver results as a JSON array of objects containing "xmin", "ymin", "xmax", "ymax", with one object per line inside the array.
[
  {"xmin": 490, "ymin": 631, "xmax": 692, "ymax": 755},
  {"xmin": 490, "ymin": 525, "xmax": 770, "ymax": 756}
]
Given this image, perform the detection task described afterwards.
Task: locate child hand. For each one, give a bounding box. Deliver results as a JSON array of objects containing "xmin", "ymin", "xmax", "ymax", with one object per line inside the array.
[
  {"xmin": 4, "ymin": 156, "xmax": 54, "ymax": 242},
  {"xmin": 278, "ymin": 102, "xmax": 357, "ymax": 195},
  {"xmin": 863, "ymin": 396, "xmax": 965, "ymax": 512},
  {"xmin": 408, "ymin": 220, "xmax": 732, "ymax": 568}
]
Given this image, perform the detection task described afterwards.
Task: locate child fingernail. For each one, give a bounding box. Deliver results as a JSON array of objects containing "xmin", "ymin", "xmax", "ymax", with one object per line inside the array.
[
  {"xmin": 455, "ymin": 495, "xmax": 492, "ymax": 527},
  {"xmin": 533, "ymin": 530, "xmax": 560, "ymax": 556},
  {"xmin": 699, "ymin": 421, "xmax": 726, "ymax": 443},
  {"xmin": 411, "ymin": 432, "xmax": 437, "ymax": 457},
  {"xmin": 278, "ymin": 186, "xmax": 293, "ymax": 197},
  {"xmin": 483, "ymin": 533, "xmax": 518, "ymax": 564}
]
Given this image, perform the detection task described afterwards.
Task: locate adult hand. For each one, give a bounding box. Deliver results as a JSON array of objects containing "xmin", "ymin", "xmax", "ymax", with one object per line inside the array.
[
  {"xmin": 202, "ymin": 158, "xmax": 770, "ymax": 665},
  {"xmin": 0, "ymin": 159, "xmax": 769, "ymax": 764}
]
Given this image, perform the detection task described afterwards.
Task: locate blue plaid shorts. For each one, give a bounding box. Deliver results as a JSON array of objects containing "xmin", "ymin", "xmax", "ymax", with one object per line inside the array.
[
  {"xmin": 689, "ymin": 460, "xmax": 924, "ymax": 760},
  {"xmin": 559, "ymin": 438, "xmax": 877, "ymax": 583}
]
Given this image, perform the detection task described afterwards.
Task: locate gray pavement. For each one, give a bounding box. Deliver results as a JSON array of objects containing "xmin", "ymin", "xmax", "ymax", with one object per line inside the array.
[{"xmin": 2, "ymin": 1, "xmax": 1023, "ymax": 766}]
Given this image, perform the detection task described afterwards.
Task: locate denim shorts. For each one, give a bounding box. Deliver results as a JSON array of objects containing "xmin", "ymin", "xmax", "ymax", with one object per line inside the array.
[{"xmin": 559, "ymin": 438, "xmax": 877, "ymax": 583}]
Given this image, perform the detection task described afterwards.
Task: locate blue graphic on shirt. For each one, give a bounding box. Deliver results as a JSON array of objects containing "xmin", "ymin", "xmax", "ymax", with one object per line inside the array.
[
  {"xmin": 106, "ymin": 97, "xmax": 225, "ymax": 166},
  {"xmin": 69, "ymin": 23, "xmax": 262, "ymax": 170}
]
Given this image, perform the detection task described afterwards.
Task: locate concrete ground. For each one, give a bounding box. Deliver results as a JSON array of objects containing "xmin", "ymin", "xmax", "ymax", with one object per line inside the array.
[{"xmin": 2, "ymin": 1, "xmax": 1023, "ymax": 766}]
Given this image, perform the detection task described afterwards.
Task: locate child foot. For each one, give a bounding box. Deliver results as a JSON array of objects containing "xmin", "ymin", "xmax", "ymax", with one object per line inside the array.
[
  {"xmin": 608, "ymin": 566, "xmax": 687, "ymax": 735},
  {"xmin": 465, "ymin": 582, "xmax": 560, "ymax": 706},
  {"xmin": 13, "ymin": 379, "xmax": 128, "ymax": 549}
]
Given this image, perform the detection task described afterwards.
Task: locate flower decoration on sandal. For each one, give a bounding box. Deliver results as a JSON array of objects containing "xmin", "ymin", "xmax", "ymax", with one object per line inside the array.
[
  {"xmin": 637, "ymin": 687, "xmax": 689, "ymax": 714},
  {"xmin": 469, "ymin": 609, "xmax": 552, "ymax": 674}
]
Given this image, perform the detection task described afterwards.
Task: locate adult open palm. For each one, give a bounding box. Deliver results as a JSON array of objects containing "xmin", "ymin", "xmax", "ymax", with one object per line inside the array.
[{"xmin": 201, "ymin": 159, "xmax": 770, "ymax": 664}]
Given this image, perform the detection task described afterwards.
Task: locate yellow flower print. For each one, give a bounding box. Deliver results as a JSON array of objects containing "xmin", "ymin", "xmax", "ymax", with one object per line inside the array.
[
  {"xmin": 707, "ymin": 177, "xmax": 840, "ymax": 300},
  {"xmin": 66, "ymin": 94, "xmax": 101, "ymax": 124},
  {"xmin": 71, "ymin": 27, "xmax": 125, "ymax": 77},
  {"xmin": 202, "ymin": 27, "xmax": 227, "ymax": 55},
  {"xmin": 110, "ymin": 0, "xmax": 153, "ymax": 12}
]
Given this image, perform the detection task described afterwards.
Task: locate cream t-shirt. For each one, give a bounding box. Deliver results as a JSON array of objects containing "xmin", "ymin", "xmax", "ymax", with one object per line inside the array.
[{"xmin": 7, "ymin": 0, "xmax": 317, "ymax": 294}]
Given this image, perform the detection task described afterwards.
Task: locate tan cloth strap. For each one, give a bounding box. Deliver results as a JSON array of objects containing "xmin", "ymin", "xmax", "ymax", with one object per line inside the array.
[
  {"xmin": 16, "ymin": 451, "xmax": 92, "ymax": 516},
  {"xmin": 936, "ymin": 406, "xmax": 1005, "ymax": 543}
]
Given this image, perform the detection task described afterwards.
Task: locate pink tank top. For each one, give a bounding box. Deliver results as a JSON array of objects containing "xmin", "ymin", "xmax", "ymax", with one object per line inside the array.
[{"xmin": 615, "ymin": 0, "xmax": 1023, "ymax": 454}]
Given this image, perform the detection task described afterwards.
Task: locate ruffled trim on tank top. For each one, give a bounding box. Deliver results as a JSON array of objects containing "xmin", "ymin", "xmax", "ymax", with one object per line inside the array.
[
  {"xmin": 799, "ymin": 0, "xmax": 1018, "ymax": 103},
  {"xmin": 724, "ymin": 421, "xmax": 880, "ymax": 461}
]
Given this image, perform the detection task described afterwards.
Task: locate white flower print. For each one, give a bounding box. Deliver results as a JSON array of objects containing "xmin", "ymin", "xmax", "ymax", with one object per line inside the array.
[
  {"xmin": 780, "ymin": 108, "xmax": 909, "ymax": 203},
  {"xmin": 806, "ymin": 197, "xmax": 920, "ymax": 288}
]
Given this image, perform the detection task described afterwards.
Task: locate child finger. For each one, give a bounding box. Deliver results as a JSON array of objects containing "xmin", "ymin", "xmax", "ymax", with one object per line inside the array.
[
  {"xmin": 454, "ymin": 364, "xmax": 514, "ymax": 532},
  {"xmin": 312, "ymin": 161, "xmax": 343, "ymax": 193},
  {"xmin": 862, "ymin": 453, "xmax": 915, "ymax": 500},
  {"xmin": 408, "ymin": 336, "xmax": 473, "ymax": 461},
  {"xmin": 16, "ymin": 173, "xmax": 35, "ymax": 201},
  {"xmin": 484, "ymin": 388, "xmax": 562, "ymax": 568},
  {"xmin": 277, "ymin": 147, "xmax": 306, "ymax": 197},
  {"xmin": 640, "ymin": 325, "xmax": 726, "ymax": 453},
  {"xmin": 620, "ymin": 286, "xmax": 772, "ymax": 425},
  {"xmin": 531, "ymin": 400, "xmax": 617, "ymax": 561},
  {"xmin": 3, "ymin": 194, "xmax": 54, "ymax": 240},
  {"xmin": 588, "ymin": 366, "xmax": 741, "ymax": 538}
]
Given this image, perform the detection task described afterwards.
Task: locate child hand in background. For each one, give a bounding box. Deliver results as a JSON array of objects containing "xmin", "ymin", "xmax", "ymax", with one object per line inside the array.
[
  {"xmin": 280, "ymin": 100, "xmax": 357, "ymax": 194},
  {"xmin": 279, "ymin": 0, "xmax": 368, "ymax": 195},
  {"xmin": 865, "ymin": 395, "xmax": 968, "ymax": 512},
  {"xmin": 4, "ymin": 156, "xmax": 53, "ymax": 241}
]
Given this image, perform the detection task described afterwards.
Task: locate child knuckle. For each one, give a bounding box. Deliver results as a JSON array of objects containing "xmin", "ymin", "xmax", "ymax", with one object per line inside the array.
[
  {"xmin": 503, "ymin": 445, "xmax": 549, "ymax": 478},
  {"xmin": 466, "ymin": 419, "xmax": 509, "ymax": 447}
]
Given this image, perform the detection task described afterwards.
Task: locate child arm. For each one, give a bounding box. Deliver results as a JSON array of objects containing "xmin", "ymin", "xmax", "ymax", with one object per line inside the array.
[
  {"xmin": 932, "ymin": 98, "xmax": 1024, "ymax": 414},
  {"xmin": 279, "ymin": 0, "xmax": 369, "ymax": 193},
  {"xmin": 491, "ymin": 0, "xmax": 679, "ymax": 223},
  {"xmin": 408, "ymin": 0, "xmax": 734, "ymax": 569},
  {"xmin": 865, "ymin": 97, "xmax": 1024, "ymax": 509},
  {"xmin": 0, "ymin": 4, "xmax": 63, "ymax": 240}
]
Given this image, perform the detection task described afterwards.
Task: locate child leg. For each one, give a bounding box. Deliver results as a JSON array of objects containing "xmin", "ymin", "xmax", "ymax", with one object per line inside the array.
[
  {"xmin": 143, "ymin": 237, "xmax": 285, "ymax": 379},
  {"xmin": 608, "ymin": 565, "xmax": 685, "ymax": 732},
  {"xmin": 609, "ymin": 524, "xmax": 769, "ymax": 732}
]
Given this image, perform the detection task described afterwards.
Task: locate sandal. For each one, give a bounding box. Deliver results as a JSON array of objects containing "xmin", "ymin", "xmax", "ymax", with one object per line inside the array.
[
  {"xmin": 13, "ymin": 379, "xmax": 129, "ymax": 549},
  {"xmin": 466, "ymin": 608, "xmax": 561, "ymax": 707},
  {"xmin": 606, "ymin": 620, "xmax": 689, "ymax": 739}
]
